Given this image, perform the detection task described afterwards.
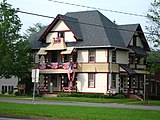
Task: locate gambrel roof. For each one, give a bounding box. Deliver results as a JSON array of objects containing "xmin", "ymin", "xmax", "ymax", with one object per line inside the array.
[{"xmin": 29, "ymin": 10, "xmax": 149, "ymax": 50}]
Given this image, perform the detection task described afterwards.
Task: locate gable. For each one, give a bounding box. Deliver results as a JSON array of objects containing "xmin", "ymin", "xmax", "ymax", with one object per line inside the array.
[
  {"xmin": 46, "ymin": 20, "xmax": 77, "ymax": 43},
  {"xmin": 129, "ymin": 34, "xmax": 144, "ymax": 48}
]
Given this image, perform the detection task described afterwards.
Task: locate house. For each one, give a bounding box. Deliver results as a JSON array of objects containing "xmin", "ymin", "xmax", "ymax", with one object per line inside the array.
[
  {"xmin": 146, "ymin": 51, "xmax": 160, "ymax": 98},
  {"xmin": 0, "ymin": 76, "xmax": 18, "ymax": 94},
  {"xmin": 29, "ymin": 10, "xmax": 150, "ymax": 96}
]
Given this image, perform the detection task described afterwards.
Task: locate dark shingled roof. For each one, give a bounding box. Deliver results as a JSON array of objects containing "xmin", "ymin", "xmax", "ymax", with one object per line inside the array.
[
  {"xmin": 59, "ymin": 15, "xmax": 83, "ymax": 40},
  {"xmin": 129, "ymin": 46, "xmax": 148, "ymax": 56},
  {"xmin": 29, "ymin": 10, "xmax": 149, "ymax": 50},
  {"xmin": 65, "ymin": 10, "xmax": 125, "ymax": 48},
  {"xmin": 28, "ymin": 26, "xmax": 48, "ymax": 49}
]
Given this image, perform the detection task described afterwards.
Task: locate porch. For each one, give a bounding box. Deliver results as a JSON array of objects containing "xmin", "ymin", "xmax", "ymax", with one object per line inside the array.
[{"xmin": 38, "ymin": 72, "xmax": 77, "ymax": 95}]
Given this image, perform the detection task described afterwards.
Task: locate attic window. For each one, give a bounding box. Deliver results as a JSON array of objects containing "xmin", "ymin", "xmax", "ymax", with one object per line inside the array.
[{"xmin": 58, "ymin": 32, "xmax": 64, "ymax": 38}]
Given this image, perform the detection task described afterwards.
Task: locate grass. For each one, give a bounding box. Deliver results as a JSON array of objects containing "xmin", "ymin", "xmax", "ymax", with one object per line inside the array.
[
  {"xmin": 0, "ymin": 94, "xmax": 160, "ymax": 106},
  {"xmin": 0, "ymin": 102, "xmax": 160, "ymax": 120}
]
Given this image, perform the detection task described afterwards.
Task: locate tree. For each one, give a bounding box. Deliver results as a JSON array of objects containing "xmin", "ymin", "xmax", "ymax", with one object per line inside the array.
[
  {"xmin": 146, "ymin": 0, "xmax": 160, "ymax": 48},
  {"xmin": 0, "ymin": 0, "xmax": 31, "ymax": 79},
  {"xmin": 146, "ymin": 0, "xmax": 160, "ymax": 73},
  {"xmin": 23, "ymin": 22, "xmax": 46, "ymax": 40}
]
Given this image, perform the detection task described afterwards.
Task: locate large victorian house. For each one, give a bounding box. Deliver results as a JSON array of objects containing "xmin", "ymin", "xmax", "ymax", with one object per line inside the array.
[{"xmin": 29, "ymin": 10, "xmax": 150, "ymax": 96}]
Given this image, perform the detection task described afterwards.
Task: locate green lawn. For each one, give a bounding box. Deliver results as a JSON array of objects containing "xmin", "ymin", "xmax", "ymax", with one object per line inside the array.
[
  {"xmin": 0, "ymin": 102, "xmax": 160, "ymax": 120},
  {"xmin": 1, "ymin": 94, "xmax": 160, "ymax": 106}
]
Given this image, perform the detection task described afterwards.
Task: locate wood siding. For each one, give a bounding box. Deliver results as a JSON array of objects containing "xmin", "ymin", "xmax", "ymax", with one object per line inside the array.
[{"xmin": 77, "ymin": 73, "xmax": 107, "ymax": 93}]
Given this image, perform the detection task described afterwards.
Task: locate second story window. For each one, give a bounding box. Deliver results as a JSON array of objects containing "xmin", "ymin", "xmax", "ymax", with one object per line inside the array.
[
  {"xmin": 88, "ymin": 49, "xmax": 95, "ymax": 62},
  {"xmin": 58, "ymin": 31, "xmax": 64, "ymax": 38},
  {"xmin": 112, "ymin": 50, "xmax": 116, "ymax": 63}
]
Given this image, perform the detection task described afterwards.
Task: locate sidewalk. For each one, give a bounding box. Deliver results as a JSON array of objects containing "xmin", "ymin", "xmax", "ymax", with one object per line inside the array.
[{"xmin": 0, "ymin": 98, "xmax": 160, "ymax": 111}]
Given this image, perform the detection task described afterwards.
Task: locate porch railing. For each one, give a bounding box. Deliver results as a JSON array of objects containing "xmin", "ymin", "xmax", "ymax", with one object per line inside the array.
[{"xmin": 39, "ymin": 62, "xmax": 77, "ymax": 70}]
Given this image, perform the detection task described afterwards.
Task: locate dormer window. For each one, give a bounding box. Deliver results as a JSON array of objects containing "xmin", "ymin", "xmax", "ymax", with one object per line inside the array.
[
  {"xmin": 133, "ymin": 35, "xmax": 137, "ymax": 46},
  {"xmin": 58, "ymin": 31, "xmax": 64, "ymax": 38}
]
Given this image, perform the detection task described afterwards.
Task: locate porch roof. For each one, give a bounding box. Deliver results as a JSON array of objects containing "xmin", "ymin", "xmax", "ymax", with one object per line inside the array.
[
  {"xmin": 61, "ymin": 47, "xmax": 74, "ymax": 54},
  {"xmin": 37, "ymin": 48, "xmax": 47, "ymax": 55},
  {"xmin": 129, "ymin": 46, "xmax": 148, "ymax": 56},
  {"xmin": 120, "ymin": 64, "xmax": 136, "ymax": 75}
]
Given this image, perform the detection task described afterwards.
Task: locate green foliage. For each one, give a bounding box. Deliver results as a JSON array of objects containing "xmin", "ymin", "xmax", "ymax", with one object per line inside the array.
[
  {"xmin": 0, "ymin": 0, "xmax": 32, "ymax": 79},
  {"xmin": 146, "ymin": 0, "xmax": 160, "ymax": 73},
  {"xmin": 147, "ymin": 51, "xmax": 160, "ymax": 73},
  {"xmin": 23, "ymin": 22, "xmax": 46, "ymax": 40},
  {"xmin": 146, "ymin": 0, "xmax": 160, "ymax": 48},
  {"xmin": 57, "ymin": 93, "xmax": 126, "ymax": 99}
]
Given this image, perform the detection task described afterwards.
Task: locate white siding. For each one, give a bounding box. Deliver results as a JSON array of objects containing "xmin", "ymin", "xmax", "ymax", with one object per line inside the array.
[
  {"xmin": 77, "ymin": 73, "xmax": 107, "ymax": 94},
  {"xmin": 96, "ymin": 49, "xmax": 108, "ymax": 62},
  {"xmin": 46, "ymin": 20, "xmax": 76, "ymax": 43},
  {"xmin": 116, "ymin": 50, "xmax": 129, "ymax": 64},
  {"xmin": 77, "ymin": 50, "xmax": 88, "ymax": 62},
  {"xmin": 0, "ymin": 76, "xmax": 18, "ymax": 94}
]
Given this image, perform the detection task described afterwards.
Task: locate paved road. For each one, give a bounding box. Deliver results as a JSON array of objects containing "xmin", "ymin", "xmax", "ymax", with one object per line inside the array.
[{"xmin": 0, "ymin": 98, "xmax": 160, "ymax": 111}]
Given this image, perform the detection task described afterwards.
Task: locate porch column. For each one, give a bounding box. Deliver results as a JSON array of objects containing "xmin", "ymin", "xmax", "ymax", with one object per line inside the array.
[
  {"xmin": 61, "ymin": 74, "xmax": 64, "ymax": 91},
  {"xmin": 70, "ymin": 54, "xmax": 73, "ymax": 62},
  {"xmin": 61, "ymin": 55, "xmax": 64, "ymax": 62}
]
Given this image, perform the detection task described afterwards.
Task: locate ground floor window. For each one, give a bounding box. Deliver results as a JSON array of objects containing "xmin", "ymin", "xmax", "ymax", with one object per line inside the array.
[
  {"xmin": 88, "ymin": 73, "xmax": 95, "ymax": 88},
  {"xmin": 139, "ymin": 75, "xmax": 144, "ymax": 89},
  {"xmin": 52, "ymin": 75, "xmax": 57, "ymax": 87},
  {"xmin": 1, "ymin": 85, "xmax": 13, "ymax": 94},
  {"xmin": 111, "ymin": 74, "xmax": 116, "ymax": 89}
]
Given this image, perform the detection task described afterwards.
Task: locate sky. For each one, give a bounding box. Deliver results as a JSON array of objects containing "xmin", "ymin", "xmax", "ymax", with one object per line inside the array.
[{"xmin": 6, "ymin": 0, "xmax": 153, "ymax": 36}]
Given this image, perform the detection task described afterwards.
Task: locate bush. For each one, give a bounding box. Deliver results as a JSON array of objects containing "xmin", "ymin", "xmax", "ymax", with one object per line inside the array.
[
  {"xmin": 113, "ymin": 93, "xmax": 126, "ymax": 99},
  {"xmin": 8, "ymin": 90, "xmax": 13, "ymax": 95},
  {"xmin": 1, "ymin": 90, "xmax": 5, "ymax": 94}
]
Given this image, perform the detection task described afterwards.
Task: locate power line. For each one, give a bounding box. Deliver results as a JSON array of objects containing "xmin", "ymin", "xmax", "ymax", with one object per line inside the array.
[
  {"xmin": 48, "ymin": 0, "xmax": 147, "ymax": 18},
  {"xmin": 18, "ymin": 10, "xmax": 54, "ymax": 19},
  {"xmin": 17, "ymin": 10, "xmax": 157, "ymax": 36}
]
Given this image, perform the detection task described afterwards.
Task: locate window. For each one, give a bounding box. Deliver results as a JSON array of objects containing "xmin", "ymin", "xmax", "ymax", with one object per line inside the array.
[
  {"xmin": 88, "ymin": 73, "xmax": 95, "ymax": 88},
  {"xmin": 139, "ymin": 75, "xmax": 144, "ymax": 89},
  {"xmin": 133, "ymin": 35, "xmax": 137, "ymax": 46},
  {"xmin": 134, "ymin": 75, "xmax": 138, "ymax": 88},
  {"xmin": 151, "ymin": 81, "xmax": 156, "ymax": 93},
  {"xmin": 137, "ymin": 57, "xmax": 145, "ymax": 65},
  {"xmin": 58, "ymin": 32, "xmax": 64, "ymax": 38},
  {"xmin": 112, "ymin": 50, "xmax": 116, "ymax": 63},
  {"xmin": 8, "ymin": 86, "xmax": 13, "ymax": 94},
  {"xmin": 88, "ymin": 49, "xmax": 95, "ymax": 62},
  {"xmin": 129, "ymin": 55, "xmax": 135, "ymax": 64},
  {"xmin": 111, "ymin": 74, "xmax": 116, "ymax": 89},
  {"xmin": 52, "ymin": 75, "xmax": 57, "ymax": 87},
  {"xmin": 63, "ymin": 76, "xmax": 68, "ymax": 87}
]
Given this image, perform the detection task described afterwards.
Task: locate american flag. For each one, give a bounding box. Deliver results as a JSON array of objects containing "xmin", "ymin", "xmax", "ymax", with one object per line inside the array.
[{"xmin": 54, "ymin": 37, "xmax": 61, "ymax": 44}]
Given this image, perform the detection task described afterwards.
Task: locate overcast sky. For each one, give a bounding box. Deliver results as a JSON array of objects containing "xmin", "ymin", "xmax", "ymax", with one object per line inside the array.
[{"xmin": 7, "ymin": 0, "xmax": 153, "ymax": 35}]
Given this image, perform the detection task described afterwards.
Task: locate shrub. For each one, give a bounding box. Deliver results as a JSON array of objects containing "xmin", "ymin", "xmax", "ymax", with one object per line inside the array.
[
  {"xmin": 1, "ymin": 90, "xmax": 5, "ymax": 94},
  {"xmin": 8, "ymin": 90, "xmax": 13, "ymax": 95},
  {"xmin": 113, "ymin": 93, "xmax": 126, "ymax": 99}
]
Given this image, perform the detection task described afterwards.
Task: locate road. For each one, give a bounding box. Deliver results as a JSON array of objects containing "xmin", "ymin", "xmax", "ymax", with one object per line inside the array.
[{"xmin": 0, "ymin": 98, "xmax": 160, "ymax": 111}]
